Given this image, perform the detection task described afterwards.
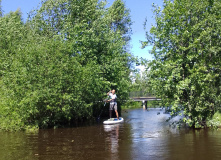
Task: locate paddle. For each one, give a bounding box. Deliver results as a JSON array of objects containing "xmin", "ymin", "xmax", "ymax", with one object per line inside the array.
[{"xmin": 97, "ymin": 101, "xmax": 106, "ymax": 121}]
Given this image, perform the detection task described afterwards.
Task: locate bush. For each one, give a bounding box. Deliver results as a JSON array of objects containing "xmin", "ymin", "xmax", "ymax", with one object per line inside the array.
[{"xmin": 207, "ymin": 111, "xmax": 221, "ymax": 128}]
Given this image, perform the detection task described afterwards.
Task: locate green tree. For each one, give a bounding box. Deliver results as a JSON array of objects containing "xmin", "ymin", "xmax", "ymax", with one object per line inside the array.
[
  {"xmin": 0, "ymin": 10, "xmax": 27, "ymax": 130},
  {"xmin": 0, "ymin": 0, "xmax": 133, "ymax": 130},
  {"xmin": 108, "ymin": 0, "xmax": 132, "ymax": 43},
  {"xmin": 0, "ymin": 0, "xmax": 2, "ymax": 17},
  {"xmin": 36, "ymin": 0, "xmax": 133, "ymax": 104},
  {"xmin": 143, "ymin": 0, "xmax": 221, "ymax": 128}
]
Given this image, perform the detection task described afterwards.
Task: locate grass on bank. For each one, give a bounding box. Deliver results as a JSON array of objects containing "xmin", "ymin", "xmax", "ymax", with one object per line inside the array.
[{"xmin": 121, "ymin": 101, "xmax": 142, "ymax": 109}]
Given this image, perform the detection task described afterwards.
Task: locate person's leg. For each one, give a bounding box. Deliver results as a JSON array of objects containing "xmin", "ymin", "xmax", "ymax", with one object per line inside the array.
[
  {"xmin": 115, "ymin": 110, "xmax": 119, "ymax": 119},
  {"xmin": 114, "ymin": 103, "xmax": 119, "ymax": 119},
  {"xmin": 109, "ymin": 110, "xmax": 112, "ymax": 118},
  {"xmin": 109, "ymin": 103, "xmax": 113, "ymax": 118}
]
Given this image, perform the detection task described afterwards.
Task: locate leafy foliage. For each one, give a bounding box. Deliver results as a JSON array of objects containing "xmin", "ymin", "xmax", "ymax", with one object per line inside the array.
[
  {"xmin": 0, "ymin": 0, "xmax": 2, "ymax": 17},
  {"xmin": 0, "ymin": 0, "xmax": 132, "ymax": 130},
  {"xmin": 143, "ymin": 0, "xmax": 221, "ymax": 128}
]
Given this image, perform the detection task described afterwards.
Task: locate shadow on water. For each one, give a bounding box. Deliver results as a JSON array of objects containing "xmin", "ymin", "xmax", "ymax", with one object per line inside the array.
[{"xmin": 1, "ymin": 108, "xmax": 221, "ymax": 160}]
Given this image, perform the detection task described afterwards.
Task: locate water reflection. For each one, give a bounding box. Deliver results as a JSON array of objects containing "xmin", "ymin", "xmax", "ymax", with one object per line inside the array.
[
  {"xmin": 126, "ymin": 108, "xmax": 221, "ymax": 160},
  {"xmin": 166, "ymin": 129, "xmax": 221, "ymax": 160},
  {"xmin": 0, "ymin": 131, "xmax": 36, "ymax": 160},
  {"xmin": 1, "ymin": 108, "xmax": 221, "ymax": 160},
  {"xmin": 104, "ymin": 124, "xmax": 120, "ymax": 160}
]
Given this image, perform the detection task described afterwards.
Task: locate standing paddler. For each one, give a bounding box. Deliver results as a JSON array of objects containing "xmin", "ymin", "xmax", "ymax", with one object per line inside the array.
[{"xmin": 106, "ymin": 89, "xmax": 119, "ymax": 120}]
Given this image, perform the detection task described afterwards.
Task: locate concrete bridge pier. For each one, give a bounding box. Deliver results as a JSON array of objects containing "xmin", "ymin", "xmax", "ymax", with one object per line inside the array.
[{"xmin": 142, "ymin": 100, "xmax": 147, "ymax": 110}]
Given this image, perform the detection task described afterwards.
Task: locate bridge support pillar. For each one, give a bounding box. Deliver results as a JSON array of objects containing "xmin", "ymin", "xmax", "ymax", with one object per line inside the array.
[
  {"xmin": 142, "ymin": 100, "xmax": 146, "ymax": 110},
  {"xmin": 142, "ymin": 100, "xmax": 148, "ymax": 109}
]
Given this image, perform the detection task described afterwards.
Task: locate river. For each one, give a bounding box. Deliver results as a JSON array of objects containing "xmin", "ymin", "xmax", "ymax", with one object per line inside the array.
[{"xmin": 1, "ymin": 108, "xmax": 221, "ymax": 160}]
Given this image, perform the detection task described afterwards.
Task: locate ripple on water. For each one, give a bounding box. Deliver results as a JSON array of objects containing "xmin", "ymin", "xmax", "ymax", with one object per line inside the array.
[{"xmin": 1, "ymin": 108, "xmax": 221, "ymax": 160}]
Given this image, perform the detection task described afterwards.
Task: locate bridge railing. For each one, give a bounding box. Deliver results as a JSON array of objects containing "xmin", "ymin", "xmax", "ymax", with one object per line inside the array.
[{"xmin": 129, "ymin": 91, "xmax": 154, "ymax": 98}]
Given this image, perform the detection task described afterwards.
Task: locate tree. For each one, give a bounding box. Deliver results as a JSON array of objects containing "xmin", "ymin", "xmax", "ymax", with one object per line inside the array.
[
  {"xmin": 0, "ymin": 0, "xmax": 2, "ymax": 17},
  {"xmin": 143, "ymin": 0, "xmax": 221, "ymax": 128},
  {"xmin": 108, "ymin": 0, "xmax": 132, "ymax": 43},
  {"xmin": 0, "ymin": 10, "xmax": 28, "ymax": 130},
  {"xmin": 0, "ymin": 0, "xmax": 133, "ymax": 130}
]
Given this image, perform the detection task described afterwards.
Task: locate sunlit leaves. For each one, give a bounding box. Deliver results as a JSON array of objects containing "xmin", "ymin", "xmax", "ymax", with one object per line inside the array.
[
  {"xmin": 0, "ymin": 0, "xmax": 132, "ymax": 130},
  {"xmin": 144, "ymin": 0, "xmax": 221, "ymax": 128}
]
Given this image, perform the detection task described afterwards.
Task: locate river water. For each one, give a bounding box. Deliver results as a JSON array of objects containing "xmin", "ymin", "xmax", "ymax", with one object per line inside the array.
[{"xmin": 1, "ymin": 108, "xmax": 221, "ymax": 160}]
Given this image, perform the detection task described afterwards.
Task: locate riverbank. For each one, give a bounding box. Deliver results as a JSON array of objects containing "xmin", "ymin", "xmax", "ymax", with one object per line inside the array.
[
  {"xmin": 121, "ymin": 101, "xmax": 221, "ymax": 129},
  {"xmin": 121, "ymin": 101, "xmax": 141, "ymax": 109}
]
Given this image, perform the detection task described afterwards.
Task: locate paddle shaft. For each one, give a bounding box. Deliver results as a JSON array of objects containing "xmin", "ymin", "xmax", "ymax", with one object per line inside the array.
[{"xmin": 98, "ymin": 102, "xmax": 106, "ymax": 119}]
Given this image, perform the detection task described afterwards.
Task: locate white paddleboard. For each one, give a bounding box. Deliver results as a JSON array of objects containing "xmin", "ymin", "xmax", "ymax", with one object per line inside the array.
[{"xmin": 103, "ymin": 117, "xmax": 124, "ymax": 125}]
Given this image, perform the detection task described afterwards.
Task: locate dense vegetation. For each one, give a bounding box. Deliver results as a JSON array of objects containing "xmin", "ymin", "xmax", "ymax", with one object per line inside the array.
[
  {"xmin": 143, "ymin": 0, "xmax": 221, "ymax": 128},
  {"xmin": 0, "ymin": 0, "xmax": 133, "ymax": 130}
]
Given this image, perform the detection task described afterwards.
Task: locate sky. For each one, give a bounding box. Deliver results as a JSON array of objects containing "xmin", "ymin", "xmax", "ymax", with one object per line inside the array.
[{"xmin": 1, "ymin": 0, "xmax": 164, "ymax": 63}]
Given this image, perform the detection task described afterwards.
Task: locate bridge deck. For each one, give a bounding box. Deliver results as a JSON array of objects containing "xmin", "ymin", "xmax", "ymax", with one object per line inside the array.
[{"xmin": 131, "ymin": 97, "xmax": 161, "ymax": 101}]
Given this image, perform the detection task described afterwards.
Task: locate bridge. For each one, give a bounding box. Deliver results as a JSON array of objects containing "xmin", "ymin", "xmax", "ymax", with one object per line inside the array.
[
  {"xmin": 131, "ymin": 97, "xmax": 161, "ymax": 101},
  {"xmin": 129, "ymin": 91, "xmax": 161, "ymax": 109}
]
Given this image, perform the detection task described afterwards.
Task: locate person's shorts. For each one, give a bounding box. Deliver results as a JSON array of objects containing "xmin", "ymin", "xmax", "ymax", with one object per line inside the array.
[{"xmin": 109, "ymin": 103, "xmax": 117, "ymax": 111}]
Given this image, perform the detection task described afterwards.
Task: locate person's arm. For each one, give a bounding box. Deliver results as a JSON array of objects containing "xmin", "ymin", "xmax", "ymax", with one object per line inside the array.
[
  {"xmin": 106, "ymin": 91, "xmax": 112, "ymax": 102},
  {"xmin": 107, "ymin": 90, "xmax": 111, "ymax": 96},
  {"xmin": 107, "ymin": 94, "xmax": 116, "ymax": 102}
]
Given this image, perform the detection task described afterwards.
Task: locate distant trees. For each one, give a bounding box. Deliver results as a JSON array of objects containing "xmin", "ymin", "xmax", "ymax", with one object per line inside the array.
[
  {"xmin": 130, "ymin": 67, "xmax": 149, "ymax": 93},
  {"xmin": 143, "ymin": 0, "xmax": 221, "ymax": 128},
  {"xmin": 0, "ymin": 0, "xmax": 132, "ymax": 130}
]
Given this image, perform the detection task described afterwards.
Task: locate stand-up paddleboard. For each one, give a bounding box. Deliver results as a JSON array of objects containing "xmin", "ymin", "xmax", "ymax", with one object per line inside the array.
[{"xmin": 103, "ymin": 117, "xmax": 124, "ymax": 125}]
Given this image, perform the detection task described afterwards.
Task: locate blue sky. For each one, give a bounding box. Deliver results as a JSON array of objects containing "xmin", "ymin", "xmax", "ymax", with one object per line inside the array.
[{"xmin": 1, "ymin": 0, "xmax": 163, "ymax": 61}]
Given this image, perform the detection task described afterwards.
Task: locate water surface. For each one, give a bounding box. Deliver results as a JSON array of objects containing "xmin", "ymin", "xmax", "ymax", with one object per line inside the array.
[{"xmin": 1, "ymin": 108, "xmax": 221, "ymax": 160}]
